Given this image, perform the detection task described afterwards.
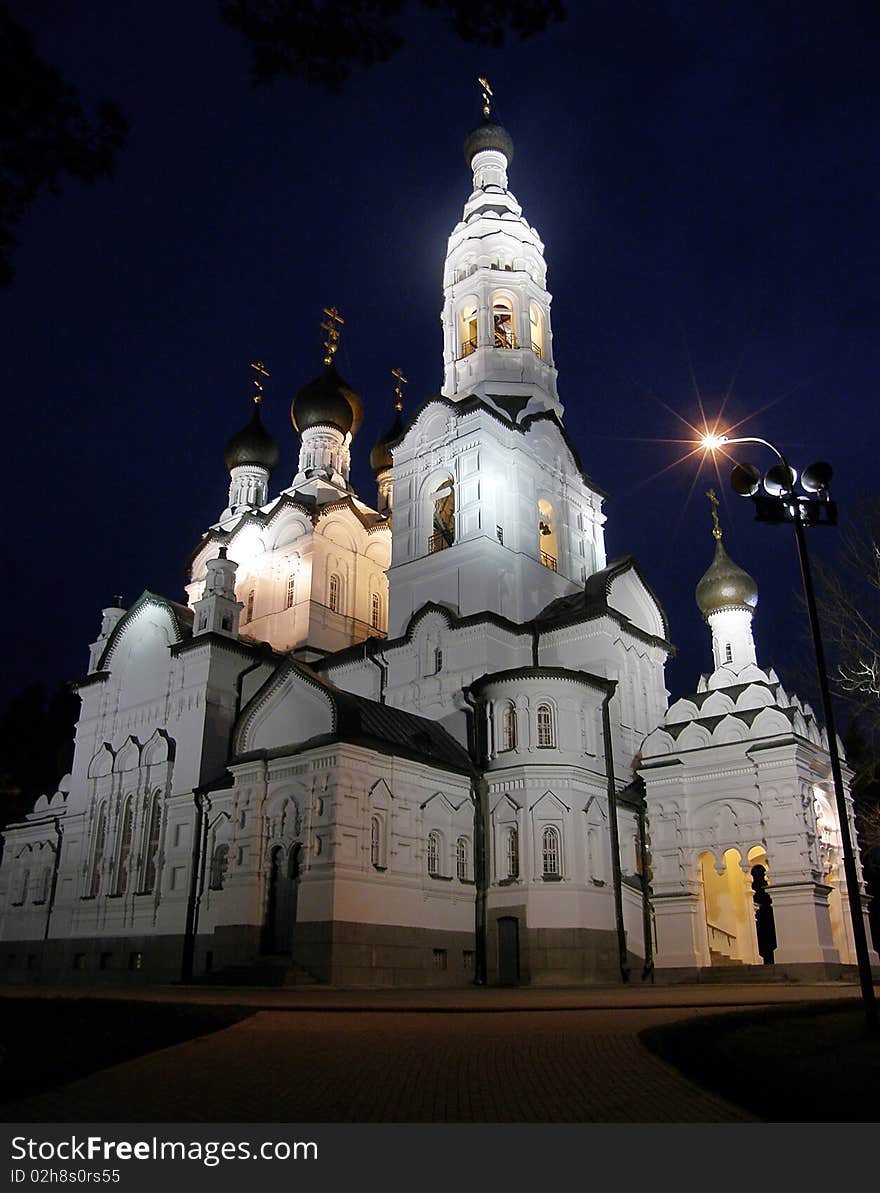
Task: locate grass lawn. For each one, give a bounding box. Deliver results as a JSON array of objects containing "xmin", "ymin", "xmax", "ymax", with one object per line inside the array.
[
  {"xmin": 0, "ymin": 999, "xmax": 254, "ymax": 1105},
  {"xmin": 640, "ymin": 999, "xmax": 880, "ymax": 1122}
]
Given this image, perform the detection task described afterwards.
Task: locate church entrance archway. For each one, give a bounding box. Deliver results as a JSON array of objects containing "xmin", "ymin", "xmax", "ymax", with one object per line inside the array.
[
  {"xmin": 497, "ymin": 915, "xmax": 520, "ymax": 985},
  {"xmin": 699, "ymin": 847, "xmax": 769, "ymax": 966},
  {"xmin": 264, "ymin": 843, "xmax": 301, "ymax": 954}
]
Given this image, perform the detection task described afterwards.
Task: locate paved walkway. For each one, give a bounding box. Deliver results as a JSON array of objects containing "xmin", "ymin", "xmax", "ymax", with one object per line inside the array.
[{"xmin": 0, "ymin": 981, "xmax": 866, "ymax": 1123}]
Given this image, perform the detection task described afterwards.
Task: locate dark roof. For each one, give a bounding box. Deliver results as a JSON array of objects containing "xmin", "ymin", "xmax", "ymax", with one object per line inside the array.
[
  {"xmin": 535, "ymin": 556, "xmax": 673, "ymax": 648},
  {"xmin": 464, "ymin": 120, "xmax": 514, "ymax": 166},
  {"xmin": 291, "ymin": 361, "xmax": 363, "ymax": 437},
  {"xmin": 468, "ymin": 666, "xmax": 614, "ymax": 697},
  {"xmin": 224, "ymin": 402, "xmax": 280, "ymax": 473}
]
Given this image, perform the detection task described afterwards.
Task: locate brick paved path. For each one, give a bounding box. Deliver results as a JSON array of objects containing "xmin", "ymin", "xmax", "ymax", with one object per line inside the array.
[{"xmin": 4, "ymin": 1006, "xmax": 755, "ymax": 1122}]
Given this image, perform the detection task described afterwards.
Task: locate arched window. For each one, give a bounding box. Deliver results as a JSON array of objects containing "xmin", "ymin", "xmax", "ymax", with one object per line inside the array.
[
  {"xmin": 434, "ymin": 648, "xmax": 443, "ymax": 674},
  {"xmin": 542, "ymin": 826, "xmax": 561, "ymax": 877},
  {"xmin": 537, "ymin": 704, "xmax": 556, "ymax": 748},
  {"xmin": 328, "ymin": 573, "xmax": 341, "ymax": 613},
  {"xmin": 456, "ymin": 836, "xmax": 469, "ymax": 881},
  {"xmin": 501, "ymin": 702, "xmax": 517, "ymax": 751},
  {"xmin": 114, "ymin": 796, "xmax": 134, "ymax": 896},
  {"xmin": 506, "ymin": 827, "xmax": 519, "ymax": 879},
  {"xmin": 370, "ymin": 816, "xmax": 382, "ymax": 867},
  {"xmin": 459, "ymin": 303, "xmax": 477, "ymax": 357},
  {"xmin": 245, "ymin": 589, "xmax": 255, "ymax": 623},
  {"xmin": 493, "ymin": 296, "xmax": 516, "ymax": 348},
  {"xmin": 427, "ymin": 830, "xmax": 441, "ymax": 876},
  {"xmin": 141, "ymin": 792, "xmax": 162, "ymax": 894},
  {"xmin": 209, "ymin": 844, "xmax": 229, "ymax": 891},
  {"xmin": 16, "ymin": 868, "xmax": 30, "ymax": 905},
  {"xmin": 370, "ymin": 592, "xmax": 381, "ymax": 630},
  {"xmin": 529, "ymin": 302, "xmax": 544, "ymax": 359},
  {"xmin": 286, "ymin": 573, "xmax": 296, "ymax": 610},
  {"xmin": 429, "ymin": 478, "xmax": 455, "ymax": 553},
  {"xmin": 36, "ymin": 865, "xmax": 51, "ymax": 903},
  {"xmin": 89, "ymin": 805, "xmax": 107, "ymax": 897},
  {"xmin": 538, "ymin": 498, "xmax": 558, "ymax": 571}
]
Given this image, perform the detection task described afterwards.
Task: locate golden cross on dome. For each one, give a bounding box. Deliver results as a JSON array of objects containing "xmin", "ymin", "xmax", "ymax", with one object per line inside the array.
[
  {"xmin": 321, "ymin": 306, "xmax": 345, "ymax": 365},
  {"xmin": 707, "ymin": 489, "xmax": 723, "ymax": 540},
  {"xmin": 250, "ymin": 360, "xmax": 270, "ymax": 404},
  {"xmin": 391, "ymin": 366, "xmax": 408, "ymax": 412},
  {"xmin": 478, "ymin": 76, "xmax": 493, "ymax": 120}
]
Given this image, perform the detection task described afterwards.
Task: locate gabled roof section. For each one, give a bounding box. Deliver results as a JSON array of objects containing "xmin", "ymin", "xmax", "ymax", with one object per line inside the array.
[
  {"xmin": 536, "ymin": 556, "xmax": 672, "ymax": 650},
  {"xmin": 234, "ymin": 655, "xmax": 473, "ymax": 775},
  {"xmin": 96, "ymin": 590, "xmax": 194, "ymax": 671}
]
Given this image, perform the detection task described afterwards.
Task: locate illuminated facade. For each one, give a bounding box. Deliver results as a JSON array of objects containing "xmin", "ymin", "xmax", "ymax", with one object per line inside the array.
[{"xmin": 1, "ymin": 108, "xmax": 874, "ymax": 988}]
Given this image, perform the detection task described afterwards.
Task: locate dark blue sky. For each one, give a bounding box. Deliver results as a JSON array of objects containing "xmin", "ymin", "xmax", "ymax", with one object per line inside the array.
[{"xmin": 4, "ymin": 1, "xmax": 879, "ymax": 713}]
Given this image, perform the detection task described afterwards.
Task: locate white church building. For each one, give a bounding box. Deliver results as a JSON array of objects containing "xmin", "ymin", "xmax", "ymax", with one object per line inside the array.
[{"xmin": 2, "ymin": 102, "xmax": 875, "ymax": 987}]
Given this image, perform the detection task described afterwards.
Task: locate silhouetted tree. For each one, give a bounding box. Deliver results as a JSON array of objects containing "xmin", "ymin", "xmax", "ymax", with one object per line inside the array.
[
  {"xmin": 0, "ymin": 5, "xmax": 129, "ymax": 285},
  {"xmin": 221, "ymin": 0, "xmax": 567, "ymax": 91}
]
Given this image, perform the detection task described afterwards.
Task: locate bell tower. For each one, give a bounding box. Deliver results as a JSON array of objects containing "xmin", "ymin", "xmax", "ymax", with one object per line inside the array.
[{"xmin": 441, "ymin": 79, "xmax": 560, "ymax": 418}]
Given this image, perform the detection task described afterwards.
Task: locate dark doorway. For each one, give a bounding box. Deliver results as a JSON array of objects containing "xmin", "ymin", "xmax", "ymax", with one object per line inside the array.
[
  {"xmin": 264, "ymin": 843, "xmax": 301, "ymax": 954},
  {"xmin": 498, "ymin": 915, "xmax": 520, "ymax": 985},
  {"xmin": 751, "ymin": 864, "xmax": 777, "ymax": 964}
]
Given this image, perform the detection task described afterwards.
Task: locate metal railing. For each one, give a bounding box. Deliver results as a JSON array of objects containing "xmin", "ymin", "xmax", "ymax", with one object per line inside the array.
[
  {"xmin": 428, "ymin": 532, "xmax": 453, "ymax": 554},
  {"xmin": 540, "ymin": 551, "xmax": 557, "ymax": 572}
]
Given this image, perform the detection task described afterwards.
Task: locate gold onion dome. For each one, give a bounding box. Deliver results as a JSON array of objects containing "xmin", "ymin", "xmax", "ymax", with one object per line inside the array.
[
  {"xmin": 370, "ymin": 407, "xmax": 405, "ymax": 475},
  {"xmin": 291, "ymin": 361, "xmax": 364, "ymax": 437},
  {"xmin": 696, "ymin": 537, "xmax": 759, "ymax": 618},
  {"xmin": 464, "ymin": 119, "xmax": 514, "ymax": 167},
  {"xmin": 224, "ymin": 402, "xmax": 279, "ymax": 473}
]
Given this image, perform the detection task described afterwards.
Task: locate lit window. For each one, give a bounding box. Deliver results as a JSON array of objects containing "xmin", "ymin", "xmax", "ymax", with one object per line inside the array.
[
  {"xmin": 542, "ymin": 826, "xmax": 561, "ymax": 877},
  {"xmin": 371, "ymin": 592, "xmax": 381, "ymax": 630},
  {"xmin": 460, "ymin": 303, "xmax": 478, "ymax": 357},
  {"xmin": 427, "ymin": 831, "xmax": 441, "ymax": 876},
  {"xmin": 506, "ymin": 827, "xmax": 519, "ymax": 879},
  {"xmin": 529, "ymin": 302, "xmax": 544, "ymax": 358},
  {"xmin": 329, "ymin": 573, "xmax": 340, "ymax": 613},
  {"xmin": 537, "ymin": 704, "xmax": 555, "ymax": 748},
  {"xmin": 245, "ymin": 589, "xmax": 255, "ymax": 623},
  {"xmin": 429, "ymin": 479, "xmax": 455, "ymax": 552},
  {"xmin": 209, "ymin": 844, "xmax": 229, "ymax": 891},
  {"xmin": 501, "ymin": 703, "xmax": 517, "ymax": 751},
  {"xmin": 493, "ymin": 297, "xmax": 516, "ymax": 348},
  {"xmin": 286, "ymin": 573, "xmax": 296, "ymax": 610},
  {"xmin": 456, "ymin": 836, "xmax": 469, "ymax": 881}
]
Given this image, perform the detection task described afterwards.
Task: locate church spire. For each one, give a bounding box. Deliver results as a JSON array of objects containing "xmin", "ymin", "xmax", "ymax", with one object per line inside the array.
[
  {"xmin": 696, "ymin": 490, "xmax": 759, "ymax": 672},
  {"xmin": 441, "ymin": 84, "xmax": 560, "ymax": 417}
]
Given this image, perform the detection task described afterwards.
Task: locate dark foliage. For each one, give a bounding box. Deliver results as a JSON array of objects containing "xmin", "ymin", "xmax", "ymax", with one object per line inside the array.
[
  {"xmin": 220, "ymin": 0, "xmax": 567, "ymax": 91},
  {"xmin": 0, "ymin": 5, "xmax": 128, "ymax": 284}
]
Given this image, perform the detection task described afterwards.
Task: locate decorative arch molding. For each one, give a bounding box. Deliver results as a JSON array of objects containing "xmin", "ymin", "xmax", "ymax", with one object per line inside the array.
[
  {"xmin": 582, "ymin": 794, "xmax": 608, "ymax": 822},
  {"xmin": 751, "ymin": 708, "xmax": 795, "ymax": 737},
  {"xmin": 114, "ymin": 736, "xmax": 141, "ymax": 773},
  {"xmin": 421, "ymin": 790, "xmax": 466, "ymax": 815},
  {"xmin": 87, "ymin": 743, "xmax": 116, "ymax": 780},
  {"xmin": 530, "ymin": 789, "xmax": 571, "ymax": 816},
  {"xmin": 97, "ymin": 591, "xmax": 192, "ymax": 671},
  {"xmin": 142, "ymin": 728, "xmax": 175, "ymax": 767},
  {"xmin": 368, "ymin": 778, "xmax": 394, "ymax": 806},
  {"xmin": 234, "ymin": 660, "xmax": 336, "ymax": 756}
]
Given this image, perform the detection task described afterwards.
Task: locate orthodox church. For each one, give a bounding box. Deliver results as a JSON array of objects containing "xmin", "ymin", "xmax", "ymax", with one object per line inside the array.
[{"xmin": 1, "ymin": 96, "xmax": 875, "ymax": 987}]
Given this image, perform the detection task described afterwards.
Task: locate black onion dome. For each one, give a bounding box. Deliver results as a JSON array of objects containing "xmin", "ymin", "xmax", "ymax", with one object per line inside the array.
[
  {"xmin": 696, "ymin": 538, "xmax": 758, "ymax": 618},
  {"xmin": 224, "ymin": 403, "xmax": 280, "ymax": 473},
  {"xmin": 464, "ymin": 120, "xmax": 514, "ymax": 168},
  {"xmin": 370, "ymin": 409, "xmax": 405, "ymax": 475},
  {"xmin": 291, "ymin": 362, "xmax": 364, "ymax": 437}
]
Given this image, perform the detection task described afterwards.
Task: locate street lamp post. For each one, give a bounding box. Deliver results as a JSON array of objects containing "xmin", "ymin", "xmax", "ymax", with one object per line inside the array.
[{"xmin": 703, "ymin": 433, "xmax": 877, "ymax": 1030}]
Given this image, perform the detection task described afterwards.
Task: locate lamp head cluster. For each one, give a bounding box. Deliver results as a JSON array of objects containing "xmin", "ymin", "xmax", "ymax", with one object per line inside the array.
[{"xmin": 700, "ymin": 433, "xmax": 837, "ymax": 528}]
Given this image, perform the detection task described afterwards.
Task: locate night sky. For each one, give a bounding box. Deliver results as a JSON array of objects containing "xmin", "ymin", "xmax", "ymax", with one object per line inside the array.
[{"xmin": 4, "ymin": 1, "xmax": 879, "ymax": 724}]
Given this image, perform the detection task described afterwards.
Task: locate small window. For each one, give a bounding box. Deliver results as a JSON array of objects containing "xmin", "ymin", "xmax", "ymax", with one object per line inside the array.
[
  {"xmin": 542, "ymin": 826, "xmax": 561, "ymax": 877},
  {"xmin": 286, "ymin": 573, "xmax": 296, "ymax": 610},
  {"xmin": 198, "ymin": 612, "xmax": 208, "ymax": 631},
  {"xmin": 432, "ymin": 948, "xmax": 448, "ymax": 970},
  {"xmin": 221, "ymin": 614, "xmax": 232, "ymax": 632},
  {"xmin": 209, "ymin": 844, "xmax": 229, "ymax": 891},
  {"xmin": 73, "ymin": 953, "xmax": 86, "ymax": 971},
  {"xmin": 129, "ymin": 951, "xmax": 143, "ymax": 971},
  {"xmin": 370, "ymin": 592, "xmax": 381, "ymax": 630},
  {"xmin": 456, "ymin": 836, "xmax": 469, "ymax": 881},
  {"xmin": 370, "ymin": 816, "xmax": 382, "ymax": 867},
  {"xmin": 506, "ymin": 827, "xmax": 519, "ymax": 880},
  {"xmin": 501, "ymin": 703, "xmax": 517, "ymax": 751},
  {"xmin": 427, "ymin": 831, "xmax": 441, "ymax": 876},
  {"xmin": 463, "ymin": 950, "xmax": 475, "ymax": 971},
  {"xmin": 537, "ymin": 704, "xmax": 555, "ymax": 748},
  {"xmin": 245, "ymin": 589, "xmax": 255, "ymax": 623},
  {"xmin": 434, "ymin": 648, "xmax": 443, "ymax": 674},
  {"xmin": 329, "ymin": 573, "xmax": 340, "ymax": 613},
  {"xmin": 496, "ymin": 525, "xmax": 504, "ymax": 545},
  {"xmin": 724, "ymin": 642, "xmax": 733, "ymax": 663},
  {"xmin": 100, "ymin": 952, "xmax": 113, "ymax": 970},
  {"xmin": 459, "ymin": 303, "xmax": 478, "ymax": 358}
]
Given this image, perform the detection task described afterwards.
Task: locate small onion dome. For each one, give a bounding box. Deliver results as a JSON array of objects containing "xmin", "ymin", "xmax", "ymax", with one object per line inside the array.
[
  {"xmin": 464, "ymin": 120, "xmax": 514, "ymax": 168},
  {"xmin": 696, "ymin": 538, "xmax": 759, "ymax": 618},
  {"xmin": 224, "ymin": 403, "xmax": 280, "ymax": 473},
  {"xmin": 369, "ymin": 408, "xmax": 405, "ymax": 475},
  {"xmin": 291, "ymin": 361, "xmax": 364, "ymax": 437}
]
